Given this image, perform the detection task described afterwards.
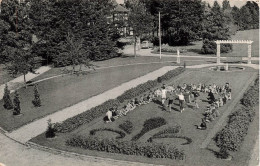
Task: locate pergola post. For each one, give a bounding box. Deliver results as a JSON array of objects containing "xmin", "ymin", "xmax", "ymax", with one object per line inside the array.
[
  {"xmin": 177, "ymin": 49, "xmax": 180, "ymax": 64},
  {"xmin": 216, "ymin": 43, "xmax": 221, "ymax": 64},
  {"xmin": 248, "ymin": 44, "xmax": 252, "ymax": 64}
]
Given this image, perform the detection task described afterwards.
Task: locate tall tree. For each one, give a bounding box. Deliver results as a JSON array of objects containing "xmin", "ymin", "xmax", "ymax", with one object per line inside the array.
[
  {"xmin": 201, "ymin": 1, "xmax": 232, "ymax": 54},
  {"xmin": 128, "ymin": 0, "xmax": 153, "ymax": 57}
]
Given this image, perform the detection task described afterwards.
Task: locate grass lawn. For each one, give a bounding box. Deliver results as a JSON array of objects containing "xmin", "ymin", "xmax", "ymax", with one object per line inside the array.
[
  {"xmin": 0, "ymin": 63, "xmax": 176, "ymax": 131},
  {"xmin": 30, "ymin": 67, "xmax": 258, "ymax": 166},
  {"xmin": 0, "ymin": 64, "xmax": 18, "ymax": 85},
  {"xmin": 151, "ymin": 29, "xmax": 259, "ymax": 58}
]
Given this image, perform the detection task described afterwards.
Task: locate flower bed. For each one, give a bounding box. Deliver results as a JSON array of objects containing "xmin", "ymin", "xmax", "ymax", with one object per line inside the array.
[
  {"xmin": 147, "ymin": 125, "xmax": 192, "ymax": 145},
  {"xmin": 89, "ymin": 128, "xmax": 126, "ymax": 139},
  {"xmin": 54, "ymin": 67, "xmax": 185, "ymax": 133},
  {"xmin": 119, "ymin": 121, "xmax": 134, "ymax": 134},
  {"xmin": 66, "ymin": 135, "xmax": 185, "ymax": 160},
  {"xmin": 214, "ymin": 77, "xmax": 259, "ymax": 152},
  {"xmin": 131, "ymin": 117, "xmax": 167, "ymax": 141}
]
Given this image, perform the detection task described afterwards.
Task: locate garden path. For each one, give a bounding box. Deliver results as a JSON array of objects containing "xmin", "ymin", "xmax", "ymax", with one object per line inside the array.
[{"xmin": 0, "ymin": 66, "xmax": 51, "ymax": 100}]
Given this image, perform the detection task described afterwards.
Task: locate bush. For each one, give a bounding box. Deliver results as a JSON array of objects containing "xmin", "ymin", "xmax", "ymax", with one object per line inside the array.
[
  {"xmin": 89, "ymin": 128, "xmax": 126, "ymax": 139},
  {"xmin": 153, "ymin": 45, "xmax": 187, "ymax": 54},
  {"xmin": 13, "ymin": 91, "xmax": 21, "ymax": 115},
  {"xmin": 132, "ymin": 117, "xmax": 167, "ymax": 141},
  {"xmin": 54, "ymin": 67, "xmax": 185, "ymax": 133},
  {"xmin": 201, "ymin": 39, "xmax": 232, "ymax": 54},
  {"xmin": 32, "ymin": 84, "xmax": 41, "ymax": 107},
  {"xmin": 153, "ymin": 125, "xmax": 181, "ymax": 137},
  {"xmin": 66, "ymin": 135, "xmax": 185, "ymax": 160},
  {"xmin": 148, "ymin": 134, "xmax": 192, "ymax": 145},
  {"xmin": 119, "ymin": 121, "xmax": 134, "ymax": 134},
  {"xmin": 45, "ymin": 119, "xmax": 56, "ymax": 138},
  {"xmin": 215, "ymin": 77, "xmax": 259, "ymax": 152},
  {"xmin": 3, "ymin": 84, "xmax": 13, "ymax": 110}
]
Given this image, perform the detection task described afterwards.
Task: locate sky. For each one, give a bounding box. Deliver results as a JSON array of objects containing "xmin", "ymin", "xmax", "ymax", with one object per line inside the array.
[{"xmin": 116, "ymin": 0, "xmax": 249, "ymax": 8}]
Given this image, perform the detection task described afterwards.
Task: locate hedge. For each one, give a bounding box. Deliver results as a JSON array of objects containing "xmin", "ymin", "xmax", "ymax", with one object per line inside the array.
[
  {"xmin": 89, "ymin": 128, "xmax": 126, "ymax": 139},
  {"xmin": 131, "ymin": 117, "xmax": 167, "ymax": 141},
  {"xmin": 66, "ymin": 135, "xmax": 185, "ymax": 160},
  {"xmin": 54, "ymin": 67, "xmax": 185, "ymax": 133},
  {"xmin": 119, "ymin": 121, "xmax": 134, "ymax": 134},
  {"xmin": 215, "ymin": 77, "xmax": 259, "ymax": 152}
]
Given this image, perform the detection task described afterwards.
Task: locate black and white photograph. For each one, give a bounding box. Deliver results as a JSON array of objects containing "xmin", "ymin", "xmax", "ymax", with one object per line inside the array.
[{"xmin": 0, "ymin": 0, "xmax": 259, "ymax": 165}]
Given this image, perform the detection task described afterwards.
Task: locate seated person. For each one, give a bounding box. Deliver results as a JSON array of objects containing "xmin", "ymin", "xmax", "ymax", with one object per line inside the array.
[
  {"xmin": 154, "ymin": 88, "xmax": 162, "ymax": 97},
  {"xmin": 117, "ymin": 107, "xmax": 126, "ymax": 116},
  {"xmin": 148, "ymin": 91, "xmax": 155, "ymax": 101},
  {"xmin": 134, "ymin": 97, "xmax": 141, "ymax": 106},
  {"xmin": 205, "ymin": 85, "xmax": 209, "ymax": 93},
  {"xmin": 205, "ymin": 113, "xmax": 215, "ymax": 122},
  {"xmin": 192, "ymin": 84, "xmax": 197, "ymax": 91},
  {"xmin": 197, "ymin": 83, "xmax": 202, "ymax": 92},
  {"xmin": 104, "ymin": 109, "xmax": 114, "ymax": 123},
  {"xmin": 218, "ymin": 97, "xmax": 223, "ymax": 107},
  {"xmin": 181, "ymin": 83, "xmax": 187, "ymax": 90},
  {"xmin": 143, "ymin": 94, "xmax": 149, "ymax": 104},
  {"xmin": 214, "ymin": 100, "xmax": 220, "ymax": 108},
  {"xmin": 111, "ymin": 107, "xmax": 119, "ymax": 119},
  {"xmin": 139, "ymin": 95, "xmax": 145, "ymax": 104},
  {"xmin": 201, "ymin": 84, "xmax": 206, "ymax": 92},
  {"xmin": 197, "ymin": 119, "xmax": 207, "ymax": 130}
]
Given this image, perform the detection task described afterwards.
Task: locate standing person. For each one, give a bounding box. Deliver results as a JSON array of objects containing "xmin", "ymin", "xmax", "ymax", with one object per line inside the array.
[
  {"xmin": 184, "ymin": 90, "xmax": 191, "ymax": 103},
  {"xmin": 167, "ymin": 91, "xmax": 174, "ymax": 112},
  {"xmin": 192, "ymin": 90, "xmax": 200, "ymax": 109},
  {"xmin": 207, "ymin": 90, "xmax": 215, "ymax": 104},
  {"xmin": 104, "ymin": 108, "xmax": 113, "ymax": 123},
  {"xmin": 177, "ymin": 92, "xmax": 185, "ymax": 113},
  {"xmin": 161, "ymin": 86, "xmax": 167, "ymax": 105}
]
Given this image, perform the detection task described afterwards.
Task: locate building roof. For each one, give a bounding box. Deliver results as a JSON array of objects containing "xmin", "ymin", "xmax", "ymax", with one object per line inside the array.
[{"xmin": 114, "ymin": 4, "xmax": 129, "ymax": 12}]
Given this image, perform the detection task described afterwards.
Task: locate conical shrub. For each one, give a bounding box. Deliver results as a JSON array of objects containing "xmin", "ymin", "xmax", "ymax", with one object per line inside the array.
[
  {"xmin": 32, "ymin": 84, "xmax": 41, "ymax": 107},
  {"xmin": 3, "ymin": 84, "xmax": 13, "ymax": 110},
  {"xmin": 13, "ymin": 91, "xmax": 21, "ymax": 115}
]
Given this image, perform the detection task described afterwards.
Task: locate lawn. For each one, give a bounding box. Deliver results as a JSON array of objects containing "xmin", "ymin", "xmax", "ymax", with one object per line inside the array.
[
  {"xmin": 0, "ymin": 63, "xmax": 176, "ymax": 131},
  {"xmin": 30, "ymin": 67, "xmax": 258, "ymax": 166},
  {"xmin": 150, "ymin": 29, "xmax": 259, "ymax": 58}
]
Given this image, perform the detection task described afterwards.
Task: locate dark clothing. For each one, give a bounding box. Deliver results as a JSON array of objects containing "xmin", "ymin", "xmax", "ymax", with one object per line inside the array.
[
  {"xmin": 208, "ymin": 92, "xmax": 215, "ymax": 103},
  {"xmin": 199, "ymin": 122, "xmax": 207, "ymax": 130},
  {"xmin": 168, "ymin": 99, "xmax": 173, "ymax": 105}
]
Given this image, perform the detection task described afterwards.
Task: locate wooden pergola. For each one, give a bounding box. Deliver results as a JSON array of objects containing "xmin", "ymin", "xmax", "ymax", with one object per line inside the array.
[{"xmin": 215, "ymin": 40, "xmax": 253, "ymax": 64}]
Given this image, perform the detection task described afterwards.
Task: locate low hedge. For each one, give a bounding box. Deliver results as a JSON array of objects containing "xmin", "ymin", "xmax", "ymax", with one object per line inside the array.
[
  {"xmin": 153, "ymin": 125, "xmax": 181, "ymax": 137},
  {"xmin": 215, "ymin": 77, "xmax": 259, "ymax": 152},
  {"xmin": 54, "ymin": 67, "xmax": 185, "ymax": 133},
  {"xmin": 66, "ymin": 135, "xmax": 185, "ymax": 160},
  {"xmin": 89, "ymin": 128, "xmax": 126, "ymax": 139},
  {"xmin": 132, "ymin": 117, "xmax": 167, "ymax": 141},
  {"xmin": 119, "ymin": 121, "xmax": 134, "ymax": 134}
]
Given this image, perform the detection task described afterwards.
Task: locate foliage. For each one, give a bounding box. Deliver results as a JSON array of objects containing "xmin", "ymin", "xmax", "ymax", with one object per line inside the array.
[
  {"xmin": 153, "ymin": 125, "xmax": 181, "ymax": 137},
  {"xmin": 119, "ymin": 120, "xmax": 134, "ymax": 134},
  {"xmin": 215, "ymin": 77, "xmax": 259, "ymax": 152},
  {"xmin": 13, "ymin": 91, "xmax": 21, "ymax": 115},
  {"xmin": 148, "ymin": 135, "xmax": 192, "ymax": 145},
  {"xmin": 66, "ymin": 135, "xmax": 185, "ymax": 160},
  {"xmin": 32, "ymin": 84, "xmax": 41, "ymax": 107},
  {"xmin": 132, "ymin": 117, "xmax": 167, "ymax": 141},
  {"xmin": 3, "ymin": 84, "xmax": 13, "ymax": 110},
  {"xmin": 153, "ymin": 45, "xmax": 187, "ymax": 54},
  {"xmin": 201, "ymin": 1, "xmax": 232, "ymax": 54},
  {"xmin": 89, "ymin": 128, "xmax": 126, "ymax": 139},
  {"xmin": 54, "ymin": 67, "xmax": 185, "ymax": 133},
  {"xmin": 45, "ymin": 119, "xmax": 56, "ymax": 138}
]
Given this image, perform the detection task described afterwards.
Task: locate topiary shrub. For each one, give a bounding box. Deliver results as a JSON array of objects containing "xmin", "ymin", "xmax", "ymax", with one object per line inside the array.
[
  {"xmin": 89, "ymin": 128, "xmax": 126, "ymax": 139},
  {"xmin": 153, "ymin": 125, "xmax": 181, "ymax": 137},
  {"xmin": 132, "ymin": 117, "xmax": 167, "ymax": 141},
  {"xmin": 3, "ymin": 84, "xmax": 13, "ymax": 110},
  {"xmin": 119, "ymin": 120, "xmax": 134, "ymax": 134},
  {"xmin": 13, "ymin": 91, "xmax": 21, "ymax": 115},
  {"xmin": 45, "ymin": 119, "xmax": 56, "ymax": 138},
  {"xmin": 66, "ymin": 135, "xmax": 185, "ymax": 160},
  {"xmin": 32, "ymin": 84, "xmax": 41, "ymax": 107}
]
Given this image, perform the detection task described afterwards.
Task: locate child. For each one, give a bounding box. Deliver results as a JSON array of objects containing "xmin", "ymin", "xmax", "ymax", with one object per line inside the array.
[
  {"xmin": 197, "ymin": 119, "xmax": 207, "ymax": 130},
  {"xmin": 201, "ymin": 84, "xmax": 206, "ymax": 93},
  {"xmin": 192, "ymin": 90, "xmax": 200, "ymax": 109},
  {"xmin": 167, "ymin": 91, "xmax": 174, "ymax": 112},
  {"xmin": 219, "ymin": 97, "xmax": 223, "ymax": 107}
]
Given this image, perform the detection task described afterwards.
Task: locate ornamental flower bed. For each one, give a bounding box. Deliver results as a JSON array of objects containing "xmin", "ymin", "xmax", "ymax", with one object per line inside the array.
[
  {"xmin": 54, "ymin": 67, "xmax": 185, "ymax": 133},
  {"xmin": 66, "ymin": 135, "xmax": 185, "ymax": 160},
  {"xmin": 131, "ymin": 117, "xmax": 167, "ymax": 141},
  {"xmin": 119, "ymin": 121, "xmax": 134, "ymax": 134},
  {"xmin": 215, "ymin": 77, "xmax": 259, "ymax": 154}
]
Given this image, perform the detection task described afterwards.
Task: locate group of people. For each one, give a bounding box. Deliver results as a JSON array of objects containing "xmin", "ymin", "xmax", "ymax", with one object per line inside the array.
[{"xmin": 104, "ymin": 82, "xmax": 232, "ymax": 129}]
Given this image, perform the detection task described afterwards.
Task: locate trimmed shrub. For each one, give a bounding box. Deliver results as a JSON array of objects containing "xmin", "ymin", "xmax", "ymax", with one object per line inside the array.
[
  {"xmin": 119, "ymin": 121, "xmax": 134, "ymax": 134},
  {"xmin": 132, "ymin": 117, "xmax": 167, "ymax": 141},
  {"xmin": 3, "ymin": 84, "xmax": 13, "ymax": 110},
  {"xmin": 13, "ymin": 91, "xmax": 21, "ymax": 115},
  {"xmin": 32, "ymin": 84, "xmax": 41, "ymax": 107},
  {"xmin": 201, "ymin": 39, "xmax": 232, "ymax": 54},
  {"xmin": 45, "ymin": 119, "xmax": 56, "ymax": 138},
  {"xmin": 153, "ymin": 125, "xmax": 181, "ymax": 137},
  {"xmin": 215, "ymin": 77, "xmax": 259, "ymax": 154},
  {"xmin": 66, "ymin": 135, "xmax": 185, "ymax": 160},
  {"xmin": 54, "ymin": 67, "xmax": 185, "ymax": 133},
  {"xmin": 89, "ymin": 128, "xmax": 126, "ymax": 139},
  {"xmin": 148, "ymin": 135, "xmax": 192, "ymax": 145}
]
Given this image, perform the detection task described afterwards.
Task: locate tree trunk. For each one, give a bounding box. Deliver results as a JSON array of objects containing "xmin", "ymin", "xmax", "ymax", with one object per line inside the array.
[
  {"xmin": 23, "ymin": 73, "xmax": 27, "ymax": 88},
  {"xmin": 134, "ymin": 34, "xmax": 137, "ymax": 58}
]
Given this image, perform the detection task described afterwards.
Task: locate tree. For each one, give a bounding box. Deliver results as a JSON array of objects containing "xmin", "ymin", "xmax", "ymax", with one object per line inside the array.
[
  {"xmin": 45, "ymin": 119, "xmax": 56, "ymax": 138},
  {"xmin": 3, "ymin": 84, "xmax": 13, "ymax": 110},
  {"xmin": 13, "ymin": 91, "xmax": 21, "ymax": 115},
  {"xmin": 201, "ymin": 1, "xmax": 232, "ymax": 54},
  {"xmin": 222, "ymin": 0, "xmax": 231, "ymax": 11},
  {"xmin": 32, "ymin": 84, "xmax": 41, "ymax": 107},
  {"xmin": 128, "ymin": 0, "xmax": 153, "ymax": 57}
]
